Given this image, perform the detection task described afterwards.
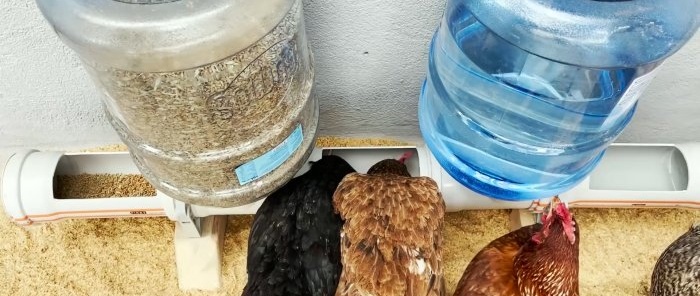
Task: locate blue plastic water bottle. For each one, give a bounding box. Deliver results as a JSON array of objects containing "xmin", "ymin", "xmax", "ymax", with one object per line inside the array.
[{"xmin": 419, "ymin": 0, "xmax": 699, "ymax": 201}]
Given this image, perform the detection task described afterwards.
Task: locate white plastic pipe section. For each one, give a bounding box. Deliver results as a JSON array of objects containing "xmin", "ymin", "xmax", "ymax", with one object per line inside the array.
[
  {"xmin": 2, "ymin": 143, "xmax": 700, "ymax": 226},
  {"xmin": 1, "ymin": 150, "xmax": 167, "ymax": 225}
]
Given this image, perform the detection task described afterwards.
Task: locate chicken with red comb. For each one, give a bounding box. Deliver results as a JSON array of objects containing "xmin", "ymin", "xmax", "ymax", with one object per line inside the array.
[{"xmin": 454, "ymin": 196, "xmax": 579, "ymax": 296}]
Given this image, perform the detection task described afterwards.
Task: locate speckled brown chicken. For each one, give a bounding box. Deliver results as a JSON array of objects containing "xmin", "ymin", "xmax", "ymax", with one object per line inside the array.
[
  {"xmin": 333, "ymin": 153, "xmax": 446, "ymax": 296},
  {"xmin": 650, "ymin": 222, "xmax": 700, "ymax": 296},
  {"xmin": 453, "ymin": 197, "xmax": 579, "ymax": 296}
]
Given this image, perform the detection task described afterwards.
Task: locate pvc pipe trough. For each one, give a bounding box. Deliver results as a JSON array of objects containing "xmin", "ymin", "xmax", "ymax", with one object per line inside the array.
[
  {"xmin": 2, "ymin": 143, "xmax": 700, "ymax": 226},
  {"xmin": 3, "ymin": 142, "xmax": 699, "ymax": 291}
]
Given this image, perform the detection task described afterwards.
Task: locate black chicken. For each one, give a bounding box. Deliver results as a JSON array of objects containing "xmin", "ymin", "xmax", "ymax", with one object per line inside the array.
[{"xmin": 242, "ymin": 154, "xmax": 356, "ymax": 296}]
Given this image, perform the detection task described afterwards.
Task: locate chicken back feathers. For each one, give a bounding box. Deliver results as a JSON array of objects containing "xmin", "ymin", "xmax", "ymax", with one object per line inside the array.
[
  {"xmin": 243, "ymin": 155, "xmax": 356, "ymax": 296},
  {"xmin": 651, "ymin": 222, "xmax": 700, "ymax": 296},
  {"xmin": 454, "ymin": 199, "xmax": 579, "ymax": 296},
  {"xmin": 333, "ymin": 172, "xmax": 446, "ymax": 296},
  {"xmin": 454, "ymin": 224, "xmax": 542, "ymax": 296}
]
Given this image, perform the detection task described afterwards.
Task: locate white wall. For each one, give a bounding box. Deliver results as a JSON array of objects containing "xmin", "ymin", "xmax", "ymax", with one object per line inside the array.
[{"xmin": 0, "ymin": 1, "xmax": 698, "ymax": 150}]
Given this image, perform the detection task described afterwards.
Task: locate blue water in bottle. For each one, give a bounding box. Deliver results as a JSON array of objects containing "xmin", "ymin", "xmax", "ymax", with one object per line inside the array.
[{"xmin": 419, "ymin": 0, "xmax": 699, "ymax": 201}]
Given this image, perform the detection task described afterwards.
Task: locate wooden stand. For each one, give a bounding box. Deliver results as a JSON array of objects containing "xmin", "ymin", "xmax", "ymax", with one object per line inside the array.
[
  {"xmin": 174, "ymin": 215, "xmax": 228, "ymax": 291},
  {"xmin": 509, "ymin": 209, "xmax": 537, "ymax": 231}
]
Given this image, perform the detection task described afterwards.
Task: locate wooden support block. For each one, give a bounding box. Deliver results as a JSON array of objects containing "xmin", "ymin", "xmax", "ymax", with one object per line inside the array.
[
  {"xmin": 509, "ymin": 209, "xmax": 537, "ymax": 231},
  {"xmin": 174, "ymin": 215, "xmax": 228, "ymax": 291}
]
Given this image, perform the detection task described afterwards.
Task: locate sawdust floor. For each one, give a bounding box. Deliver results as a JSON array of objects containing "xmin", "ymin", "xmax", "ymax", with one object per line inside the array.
[{"xmin": 1, "ymin": 137, "xmax": 699, "ymax": 295}]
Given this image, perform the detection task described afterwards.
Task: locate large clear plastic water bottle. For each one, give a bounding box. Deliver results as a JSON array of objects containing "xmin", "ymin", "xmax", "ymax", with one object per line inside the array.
[{"xmin": 419, "ymin": 0, "xmax": 699, "ymax": 201}]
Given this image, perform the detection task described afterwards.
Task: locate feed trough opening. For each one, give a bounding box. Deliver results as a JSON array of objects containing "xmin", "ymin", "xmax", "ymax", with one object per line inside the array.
[{"xmin": 53, "ymin": 174, "xmax": 156, "ymax": 199}]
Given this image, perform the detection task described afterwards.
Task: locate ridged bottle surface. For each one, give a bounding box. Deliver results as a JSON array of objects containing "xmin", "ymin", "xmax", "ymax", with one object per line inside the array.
[
  {"xmin": 36, "ymin": 0, "xmax": 317, "ymax": 207},
  {"xmin": 419, "ymin": 0, "xmax": 699, "ymax": 200}
]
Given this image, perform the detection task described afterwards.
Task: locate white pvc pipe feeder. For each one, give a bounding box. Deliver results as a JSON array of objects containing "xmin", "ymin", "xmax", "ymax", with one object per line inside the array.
[
  {"xmin": 2, "ymin": 142, "xmax": 700, "ymax": 291},
  {"xmin": 561, "ymin": 143, "xmax": 698, "ymax": 208},
  {"xmin": 3, "ymin": 143, "xmax": 700, "ymax": 226},
  {"xmin": 1, "ymin": 150, "xmax": 167, "ymax": 226}
]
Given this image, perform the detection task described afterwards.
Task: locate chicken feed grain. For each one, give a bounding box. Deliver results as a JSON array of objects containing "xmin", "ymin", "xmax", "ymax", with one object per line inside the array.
[
  {"xmin": 53, "ymin": 174, "xmax": 156, "ymax": 199},
  {"xmin": 85, "ymin": 0, "xmax": 315, "ymax": 207}
]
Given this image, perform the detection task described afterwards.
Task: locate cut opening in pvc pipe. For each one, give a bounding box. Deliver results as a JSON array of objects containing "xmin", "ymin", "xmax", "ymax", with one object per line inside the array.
[
  {"xmin": 589, "ymin": 145, "xmax": 688, "ymax": 191},
  {"xmin": 323, "ymin": 147, "xmax": 421, "ymax": 176},
  {"xmin": 55, "ymin": 153, "xmax": 142, "ymax": 175},
  {"xmin": 53, "ymin": 174, "xmax": 157, "ymax": 199},
  {"xmin": 53, "ymin": 153, "xmax": 157, "ymax": 199}
]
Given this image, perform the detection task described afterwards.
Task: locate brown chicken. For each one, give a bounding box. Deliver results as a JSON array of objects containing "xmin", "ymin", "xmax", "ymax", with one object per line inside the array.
[
  {"xmin": 333, "ymin": 152, "xmax": 446, "ymax": 296},
  {"xmin": 453, "ymin": 196, "xmax": 579, "ymax": 296}
]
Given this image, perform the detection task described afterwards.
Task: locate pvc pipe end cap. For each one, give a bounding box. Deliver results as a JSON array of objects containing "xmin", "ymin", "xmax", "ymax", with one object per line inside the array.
[{"xmin": 0, "ymin": 150, "xmax": 37, "ymax": 221}]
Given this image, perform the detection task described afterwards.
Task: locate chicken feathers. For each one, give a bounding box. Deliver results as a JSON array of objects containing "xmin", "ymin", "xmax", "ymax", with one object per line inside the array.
[
  {"xmin": 650, "ymin": 222, "xmax": 700, "ymax": 296},
  {"xmin": 454, "ymin": 197, "xmax": 579, "ymax": 296},
  {"xmin": 454, "ymin": 224, "xmax": 542, "ymax": 296},
  {"xmin": 333, "ymin": 157, "xmax": 446, "ymax": 296},
  {"xmin": 243, "ymin": 155, "xmax": 356, "ymax": 296}
]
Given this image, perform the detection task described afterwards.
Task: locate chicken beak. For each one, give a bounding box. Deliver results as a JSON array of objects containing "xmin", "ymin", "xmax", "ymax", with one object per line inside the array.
[{"xmin": 544, "ymin": 196, "xmax": 561, "ymax": 218}]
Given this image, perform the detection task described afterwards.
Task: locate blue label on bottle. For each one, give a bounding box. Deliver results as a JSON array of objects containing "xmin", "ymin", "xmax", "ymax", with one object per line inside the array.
[{"xmin": 235, "ymin": 124, "xmax": 304, "ymax": 185}]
